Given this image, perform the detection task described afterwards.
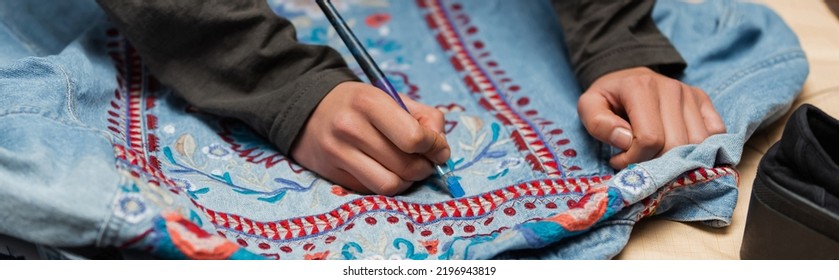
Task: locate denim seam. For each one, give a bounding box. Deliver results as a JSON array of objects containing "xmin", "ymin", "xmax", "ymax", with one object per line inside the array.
[
  {"xmin": 713, "ymin": 0, "xmax": 738, "ymax": 32},
  {"xmin": 1, "ymin": 56, "xmax": 89, "ymax": 128},
  {"xmin": 634, "ymin": 164, "xmax": 659, "ymax": 194},
  {"xmin": 53, "ymin": 61, "xmax": 84, "ymax": 126},
  {"xmin": 0, "ymin": 110, "xmax": 73, "ymax": 126},
  {"xmin": 96, "ymin": 175, "xmax": 129, "ymax": 248},
  {"xmin": 709, "ymin": 50, "xmax": 807, "ymax": 96},
  {"xmin": 0, "ymin": 110, "xmax": 124, "ymax": 247},
  {"xmin": 0, "ymin": 111, "xmax": 112, "ymax": 143},
  {"xmin": 594, "ymin": 219, "xmax": 636, "ymax": 226},
  {"xmin": 660, "ymin": 193, "xmax": 733, "ymax": 222}
]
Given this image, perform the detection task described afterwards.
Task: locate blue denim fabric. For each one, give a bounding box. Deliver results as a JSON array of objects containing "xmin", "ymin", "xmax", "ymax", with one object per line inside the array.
[
  {"xmin": 0, "ymin": 0, "xmax": 100, "ymax": 65},
  {"xmin": 0, "ymin": 0, "xmax": 807, "ymax": 259}
]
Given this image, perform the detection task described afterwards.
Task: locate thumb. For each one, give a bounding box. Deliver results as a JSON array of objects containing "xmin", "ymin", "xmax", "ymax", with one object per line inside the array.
[
  {"xmin": 577, "ymin": 92, "xmax": 633, "ymax": 150},
  {"xmin": 399, "ymin": 95, "xmax": 450, "ymax": 163},
  {"xmin": 402, "ymin": 94, "xmax": 446, "ymax": 135}
]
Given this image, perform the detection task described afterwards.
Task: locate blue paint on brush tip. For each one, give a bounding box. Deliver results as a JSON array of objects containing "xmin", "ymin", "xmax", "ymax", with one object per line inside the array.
[{"xmin": 444, "ymin": 175, "xmax": 464, "ymax": 198}]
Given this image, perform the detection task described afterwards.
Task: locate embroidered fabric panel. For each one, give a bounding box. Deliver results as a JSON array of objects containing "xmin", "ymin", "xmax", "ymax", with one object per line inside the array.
[{"xmin": 102, "ymin": 0, "xmax": 744, "ymax": 259}]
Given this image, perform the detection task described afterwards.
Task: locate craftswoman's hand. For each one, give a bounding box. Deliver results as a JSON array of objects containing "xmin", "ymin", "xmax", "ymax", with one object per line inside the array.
[
  {"xmin": 577, "ymin": 67, "xmax": 726, "ymax": 169},
  {"xmin": 291, "ymin": 81, "xmax": 450, "ymax": 196}
]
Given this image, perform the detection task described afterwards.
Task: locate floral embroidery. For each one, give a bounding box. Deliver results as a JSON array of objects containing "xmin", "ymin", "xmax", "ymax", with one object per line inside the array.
[
  {"xmin": 100, "ymin": 0, "xmax": 741, "ymax": 261},
  {"xmin": 217, "ymin": 119, "xmax": 303, "ymax": 171},
  {"xmin": 352, "ymin": 69, "xmax": 419, "ymax": 97},
  {"xmin": 365, "ymin": 13, "xmax": 391, "ymax": 28},
  {"xmin": 160, "ymin": 213, "xmax": 241, "ymax": 260},
  {"xmin": 612, "ymin": 168, "xmax": 653, "ymax": 200},
  {"xmin": 113, "ymin": 193, "xmax": 150, "ymax": 224},
  {"xmin": 619, "ymin": 170, "xmax": 646, "ymax": 188},
  {"xmin": 201, "ymin": 143, "xmax": 231, "ymax": 160},
  {"xmin": 162, "ymin": 145, "xmax": 317, "ymax": 203},
  {"xmin": 490, "ymin": 157, "xmax": 523, "ymax": 180},
  {"xmin": 451, "ymin": 118, "xmax": 509, "ymax": 175},
  {"xmin": 393, "ymin": 238, "xmax": 429, "ymax": 260},
  {"xmin": 421, "ymin": 0, "xmax": 576, "ymax": 177},
  {"xmin": 171, "ymin": 178, "xmax": 196, "ymax": 192},
  {"xmin": 162, "ymin": 124, "xmax": 176, "ymax": 134},
  {"xmin": 364, "ymin": 254, "xmax": 405, "ymax": 260},
  {"xmin": 304, "ymin": 251, "xmax": 330, "ymax": 260},
  {"xmin": 420, "ymin": 239, "xmax": 440, "ymax": 254},
  {"xmin": 543, "ymin": 187, "xmax": 616, "ymax": 231},
  {"xmin": 269, "ymin": 0, "xmax": 347, "ymax": 19},
  {"xmin": 331, "ymin": 185, "xmax": 351, "ymax": 196},
  {"xmin": 341, "ymin": 242, "xmax": 363, "ymax": 260}
]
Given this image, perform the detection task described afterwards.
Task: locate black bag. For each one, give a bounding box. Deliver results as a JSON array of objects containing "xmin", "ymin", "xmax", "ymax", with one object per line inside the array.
[{"xmin": 741, "ymin": 104, "xmax": 839, "ymax": 259}]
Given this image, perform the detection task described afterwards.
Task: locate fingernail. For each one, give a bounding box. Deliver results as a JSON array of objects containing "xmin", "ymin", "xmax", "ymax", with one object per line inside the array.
[
  {"xmin": 610, "ymin": 127, "xmax": 633, "ymax": 150},
  {"xmin": 438, "ymin": 147, "xmax": 451, "ymax": 164}
]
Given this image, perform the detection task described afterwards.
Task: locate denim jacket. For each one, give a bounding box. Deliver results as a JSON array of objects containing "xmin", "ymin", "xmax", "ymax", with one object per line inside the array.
[{"xmin": 0, "ymin": 0, "xmax": 807, "ymax": 259}]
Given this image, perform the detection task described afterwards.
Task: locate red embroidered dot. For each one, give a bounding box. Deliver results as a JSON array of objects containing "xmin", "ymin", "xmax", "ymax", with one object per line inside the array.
[
  {"xmin": 569, "ymin": 165, "xmax": 582, "ymax": 171},
  {"xmin": 567, "ymin": 199, "xmax": 577, "ymax": 208},
  {"xmin": 563, "ymin": 149, "xmax": 578, "ymax": 157},
  {"xmin": 550, "ymin": 129, "xmax": 564, "ymax": 135},
  {"xmin": 556, "ymin": 139, "xmax": 570, "ymax": 145},
  {"xmin": 258, "ymin": 243, "xmax": 270, "ymax": 250},
  {"xmin": 466, "ymin": 26, "xmax": 478, "ymax": 35},
  {"xmin": 303, "ymin": 243, "xmax": 315, "ymax": 251},
  {"xmin": 473, "ymin": 41, "xmax": 485, "ymax": 49},
  {"xmin": 365, "ymin": 13, "xmax": 391, "ymax": 28},
  {"xmin": 487, "ymin": 61, "xmax": 498, "ymax": 67},
  {"xmin": 387, "ymin": 216, "xmax": 399, "ymax": 224},
  {"xmin": 503, "ymin": 207, "xmax": 516, "ymax": 216},
  {"xmin": 216, "ymin": 231, "xmax": 226, "ymax": 238},
  {"xmin": 406, "ymin": 222, "xmax": 415, "ymax": 233},
  {"xmin": 236, "ymin": 238, "xmax": 248, "ymax": 247},
  {"xmin": 509, "ymin": 85, "xmax": 521, "ymax": 92},
  {"xmin": 443, "ymin": 226, "xmax": 454, "ymax": 236},
  {"xmin": 517, "ymin": 97, "xmax": 529, "ymax": 106},
  {"xmin": 483, "ymin": 217, "xmax": 494, "ymax": 226},
  {"xmin": 365, "ymin": 217, "xmax": 377, "ymax": 225},
  {"xmin": 280, "ymin": 246, "xmax": 293, "ymax": 253},
  {"xmin": 525, "ymin": 110, "xmax": 538, "ymax": 116},
  {"xmin": 325, "ymin": 236, "xmax": 337, "ymax": 244},
  {"xmin": 421, "ymin": 230, "xmax": 432, "ymax": 237},
  {"xmin": 546, "ymin": 202, "xmax": 558, "ymax": 209},
  {"xmin": 463, "ymin": 225, "xmax": 475, "ymax": 233},
  {"xmin": 524, "ymin": 202, "xmax": 536, "ymax": 209},
  {"xmin": 451, "ymin": 3, "xmax": 462, "ymax": 10},
  {"xmin": 344, "ymin": 223, "xmax": 355, "ymax": 231}
]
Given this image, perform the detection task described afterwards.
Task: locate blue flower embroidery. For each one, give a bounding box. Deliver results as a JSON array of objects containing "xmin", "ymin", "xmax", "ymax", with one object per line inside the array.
[
  {"xmin": 171, "ymin": 178, "xmax": 197, "ymax": 192},
  {"xmin": 612, "ymin": 169, "xmax": 652, "ymax": 200},
  {"xmin": 619, "ymin": 170, "xmax": 646, "ymax": 189},
  {"xmin": 115, "ymin": 194, "xmax": 149, "ymax": 224},
  {"xmin": 202, "ymin": 143, "xmax": 231, "ymax": 160}
]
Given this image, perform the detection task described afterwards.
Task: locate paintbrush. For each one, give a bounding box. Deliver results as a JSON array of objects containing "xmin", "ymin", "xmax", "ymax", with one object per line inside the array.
[{"xmin": 316, "ymin": 0, "xmax": 464, "ymax": 197}]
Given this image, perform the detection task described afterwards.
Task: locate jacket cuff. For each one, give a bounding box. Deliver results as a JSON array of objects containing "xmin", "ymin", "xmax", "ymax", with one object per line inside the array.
[{"xmin": 269, "ymin": 68, "xmax": 360, "ymax": 155}]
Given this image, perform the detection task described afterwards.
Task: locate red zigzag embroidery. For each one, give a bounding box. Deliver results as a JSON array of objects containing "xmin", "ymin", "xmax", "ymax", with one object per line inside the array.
[
  {"xmin": 105, "ymin": 28, "xmax": 174, "ymax": 187},
  {"xmin": 419, "ymin": 0, "xmax": 580, "ymax": 177}
]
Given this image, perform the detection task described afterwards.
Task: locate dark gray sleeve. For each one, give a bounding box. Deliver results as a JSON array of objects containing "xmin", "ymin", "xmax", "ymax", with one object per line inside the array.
[
  {"xmin": 96, "ymin": 0, "xmax": 359, "ymax": 155},
  {"xmin": 552, "ymin": 0, "xmax": 687, "ymax": 89}
]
